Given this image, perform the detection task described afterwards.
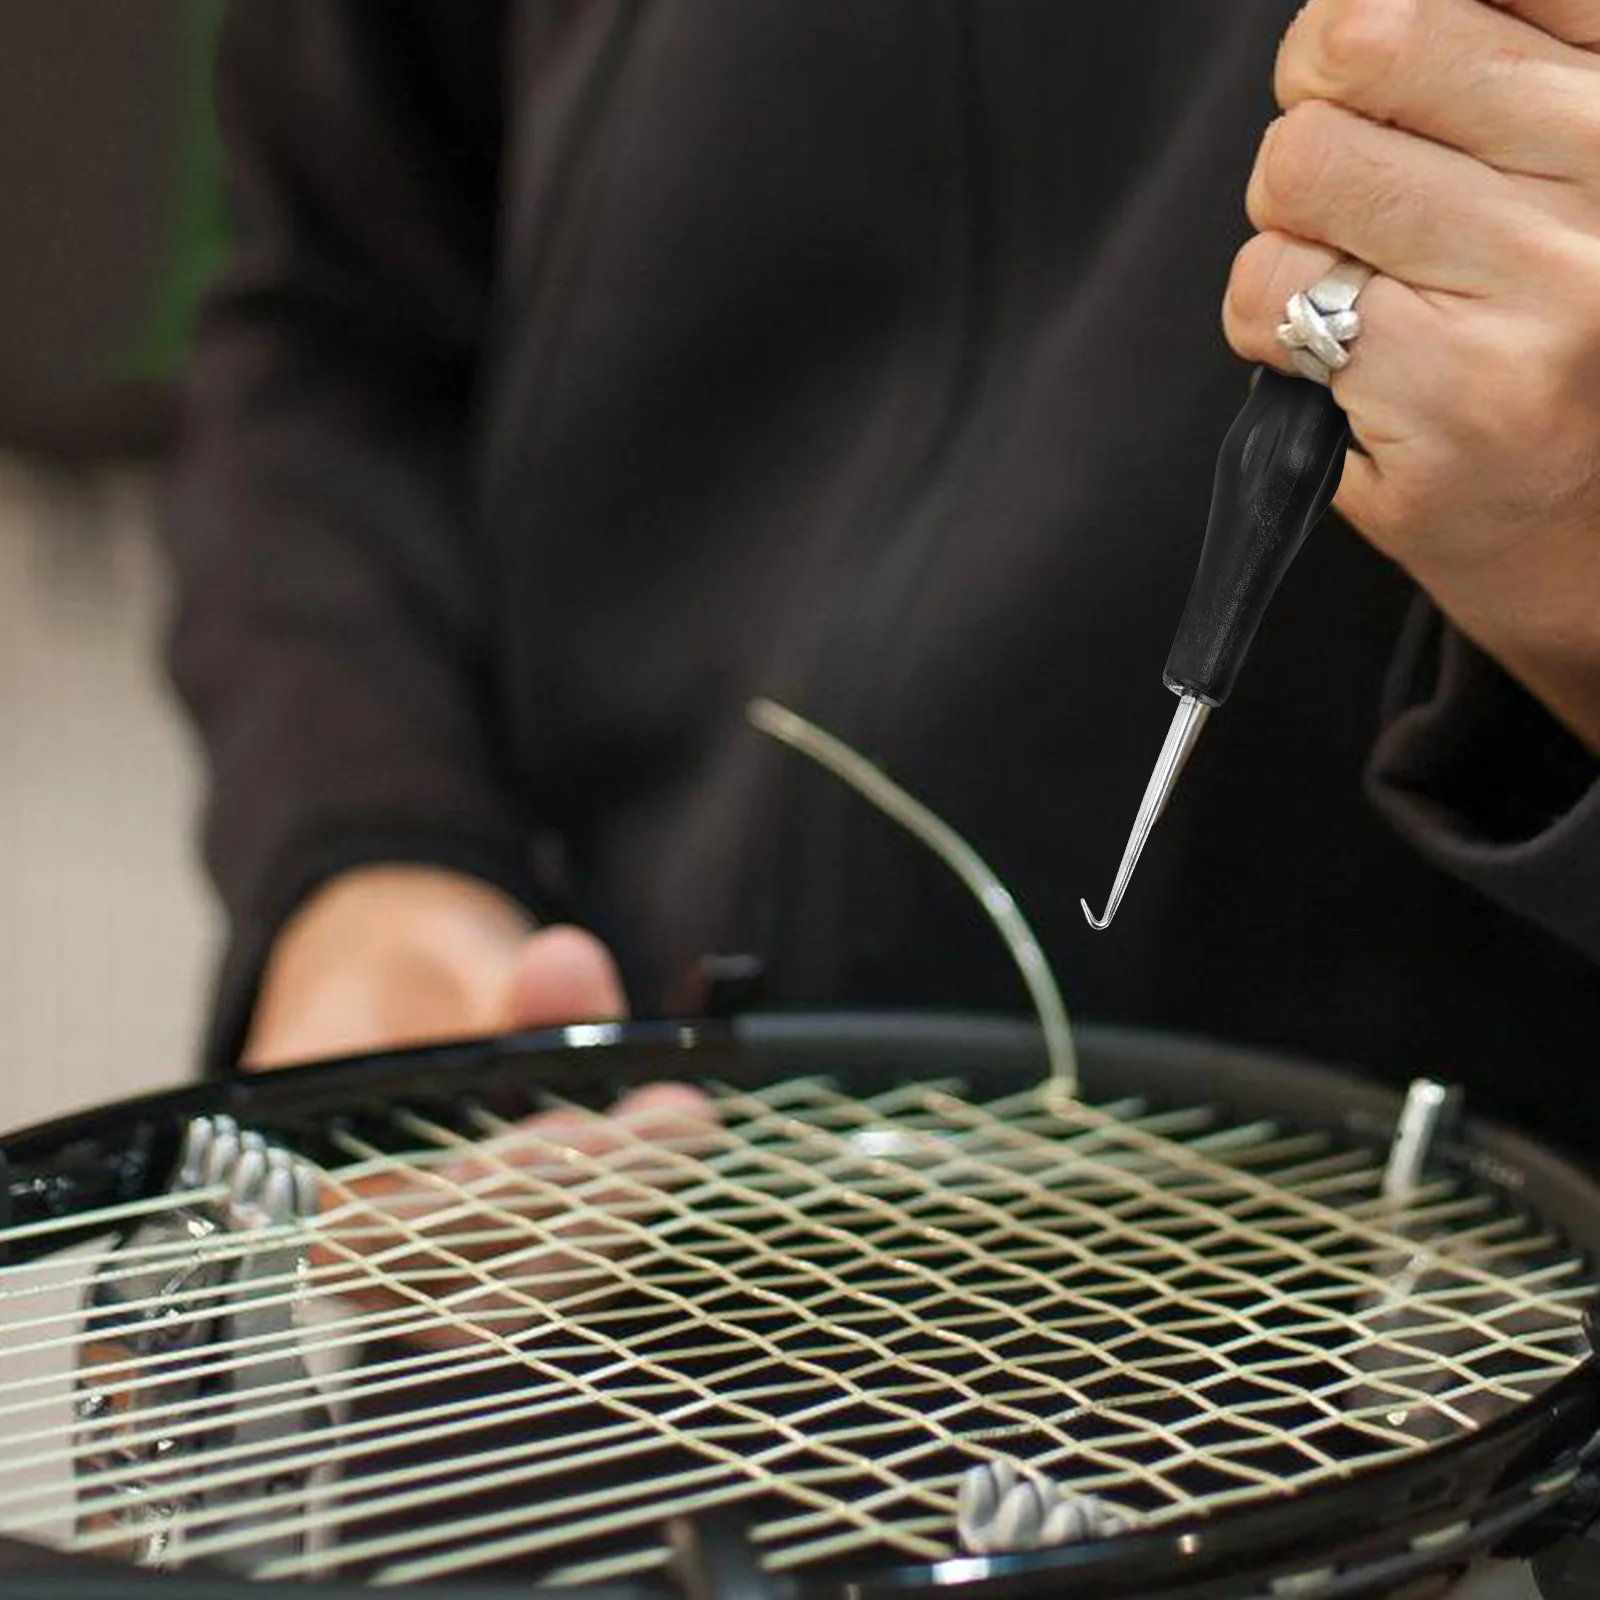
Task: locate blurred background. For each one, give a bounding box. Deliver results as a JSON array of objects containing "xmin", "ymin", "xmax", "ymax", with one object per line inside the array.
[{"xmin": 0, "ymin": 0, "xmax": 226, "ymax": 1126}]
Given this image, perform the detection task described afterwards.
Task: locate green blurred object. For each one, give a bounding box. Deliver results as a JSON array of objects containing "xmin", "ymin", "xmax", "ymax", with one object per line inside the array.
[{"xmin": 124, "ymin": 0, "xmax": 229, "ymax": 383}]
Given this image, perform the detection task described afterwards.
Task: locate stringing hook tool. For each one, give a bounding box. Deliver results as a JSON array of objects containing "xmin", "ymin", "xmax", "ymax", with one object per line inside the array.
[{"xmin": 1082, "ymin": 367, "xmax": 1351, "ymax": 929}]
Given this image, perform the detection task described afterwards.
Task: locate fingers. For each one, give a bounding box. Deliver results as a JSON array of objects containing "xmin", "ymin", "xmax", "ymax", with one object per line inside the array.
[
  {"xmin": 1277, "ymin": 0, "xmax": 1600, "ymax": 181},
  {"xmin": 1223, "ymin": 228, "xmax": 1465, "ymax": 498},
  {"xmin": 1229, "ymin": 0, "xmax": 1600, "ymax": 749},
  {"xmin": 1224, "ymin": 229, "xmax": 1442, "ymax": 393},
  {"xmin": 500, "ymin": 924, "xmax": 628, "ymax": 1030},
  {"xmin": 1483, "ymin": 0, "xmax": 1600, "ymax": 49},
  {"xmin": 1247, "ymin": 100, "xmax": 1541, "ymax": 293},
  {"xmin": 242, "ymin": 866, "xmax": 535, "ymax": 1069},
  {"xmin": 1221, "ymin": 222, "xmax": 1599, "ymax": 578}
]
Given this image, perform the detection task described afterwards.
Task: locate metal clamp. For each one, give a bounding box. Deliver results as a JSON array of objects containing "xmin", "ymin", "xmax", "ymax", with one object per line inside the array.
[
  {"xmin": 74, "ymin": 1115, "xmax": 328, "ymax": 1571},
  {"xmin": 955, "ymin": 1460, "xmax": 1131, "ymax": 1554}
]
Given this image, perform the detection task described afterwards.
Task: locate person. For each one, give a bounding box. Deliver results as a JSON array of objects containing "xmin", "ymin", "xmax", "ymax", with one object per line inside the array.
[{"xmin": 166, "ymin": 0, "xmax": 1600, "ymax": 1154}]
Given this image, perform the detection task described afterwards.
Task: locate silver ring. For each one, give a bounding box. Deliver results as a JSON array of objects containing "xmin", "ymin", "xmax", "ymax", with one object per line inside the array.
[{"xmin": 1275, "ymin": 258, "xmax": 1375, "ymax": 387}]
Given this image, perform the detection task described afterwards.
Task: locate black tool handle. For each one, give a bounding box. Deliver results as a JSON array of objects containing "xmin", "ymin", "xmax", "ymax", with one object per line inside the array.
[{"xmin": 1163, "ymin": 367, "xmax": 1351, "ymax": 707}]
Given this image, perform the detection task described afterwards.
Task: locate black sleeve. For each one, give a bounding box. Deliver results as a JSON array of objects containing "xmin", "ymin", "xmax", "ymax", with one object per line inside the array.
[
  {"xmin": 164, "ymin": 1, "xmax": 546, "ymax": 1073},
  {"xmin": 1366, "ymin": 599, "xmax": 1600, "ymax": 962}
]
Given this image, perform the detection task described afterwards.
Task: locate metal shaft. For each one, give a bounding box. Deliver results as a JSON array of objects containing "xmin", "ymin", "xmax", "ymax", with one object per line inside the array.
[{"xmin": 1080, "ymin": 692, "xmax": 1209, "ymax": 931}]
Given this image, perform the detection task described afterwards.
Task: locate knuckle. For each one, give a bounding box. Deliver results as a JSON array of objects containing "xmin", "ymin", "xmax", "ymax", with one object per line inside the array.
[
  {"xmin": 1224, "ymin": 234, "xmax": 1289, "ymax": 332},
  {"xmin": 1255, "ymin": 103, "xmax": 1339, "ymax": 226},
  {"xmin": 1308, "ymin": 0, "xmax": 1416, "ymax": 96}
]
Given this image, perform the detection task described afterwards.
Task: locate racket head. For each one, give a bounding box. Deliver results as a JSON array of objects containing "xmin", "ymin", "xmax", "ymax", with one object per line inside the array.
[{"xmin": 1, "ymin": 1014, "xmax": 1596, "ymax": 1600}]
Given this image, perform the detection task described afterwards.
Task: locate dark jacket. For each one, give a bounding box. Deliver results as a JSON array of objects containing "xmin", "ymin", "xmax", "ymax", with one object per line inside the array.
[{"xmin": 168, "ymin": 2, "xmax": 1600, "ymax": 1150}]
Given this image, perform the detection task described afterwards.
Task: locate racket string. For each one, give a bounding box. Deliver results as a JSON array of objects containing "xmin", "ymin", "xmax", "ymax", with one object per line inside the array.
[
  {"xmin": 164, "ymin": 1115, "xmax": 1010, "ymax": 1575},
  {"xmin": 0, "ymin": 1094, "xmax": 1296, "ymax": 1391},
  {"xmin": 0, "ymin": 1079, "xmax": 1590, "ymax": 1582}
]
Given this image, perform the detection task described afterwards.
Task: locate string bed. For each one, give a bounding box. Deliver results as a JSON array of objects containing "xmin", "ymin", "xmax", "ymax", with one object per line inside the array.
[{"xmin": 0, "ymin": 1074, "xmax": 1591, "ymax": 1587}]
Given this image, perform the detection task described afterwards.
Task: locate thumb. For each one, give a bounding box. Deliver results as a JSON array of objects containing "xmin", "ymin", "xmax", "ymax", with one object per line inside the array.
[{"xmin": 500, "ymin": 924, "xmax": 628, "ymax": 1030}]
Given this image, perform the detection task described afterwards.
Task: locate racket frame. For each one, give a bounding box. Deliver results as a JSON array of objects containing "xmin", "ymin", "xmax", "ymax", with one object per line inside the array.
[{"xmin": 1, "ymin": 1014, "xmax": 1596, "ymax": 1600}]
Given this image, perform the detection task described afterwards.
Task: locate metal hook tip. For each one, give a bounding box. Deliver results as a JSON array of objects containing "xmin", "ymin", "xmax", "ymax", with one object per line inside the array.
[{"xmin": 1079, "ymin": 693, "xmax": 1210, "ymax": 940}]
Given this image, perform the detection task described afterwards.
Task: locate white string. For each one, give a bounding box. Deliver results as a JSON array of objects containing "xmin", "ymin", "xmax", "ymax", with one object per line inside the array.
[
  {"xmin": 748, "ymin": 698, "xmax": 1078, "ymax": 1102},
  {"xmin": 0, "ymin": 1139, "xmax": 1574, "ymax": 1484},
  {"xmin": 0, "ymin": 1142, "xmax": 725, "ymax": 1375},
  {"xmin": 227, "ymin": 1149, "xmax": 973, "ymax": 1576},
  {"xmin": 0, "ymin": 1100, "xmax": 1574, "ymax": 1440},
  {"xmin": 0, "ymin": 1089, "xmax": 1211, "ymax": 1384},
  {"xmin": 75, "ymin": 1107, "xmax": 1318, "ymax": 1568},
  {"xmin": 116, "ymin": 1094, "xmax": 1587, "ymax": 1568},
  {"xmin": 0, "ymin": 1077, "xmax": 1590, "ymax": 1580}
]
